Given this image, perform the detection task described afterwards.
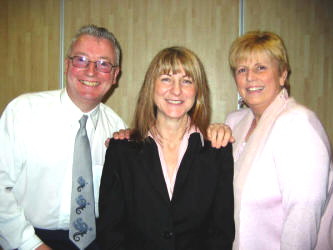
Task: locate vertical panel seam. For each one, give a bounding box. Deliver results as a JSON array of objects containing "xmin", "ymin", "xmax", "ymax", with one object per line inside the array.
[
  {"xmin": 239, "ymin": 0, "xmax": 244, "ymax": 36},
  {"xmin": 237, "ymin": 0, "xmax": 245, "ymax": 109},
  {"xmin": 59, "ymin": 0, "xmax": 65, "ymax": 88}
]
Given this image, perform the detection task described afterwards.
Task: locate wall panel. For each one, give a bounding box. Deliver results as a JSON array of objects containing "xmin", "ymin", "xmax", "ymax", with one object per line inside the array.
[
  {"xmin": 244, "ymin": 0, "xmax": 333, "ymax": 144},
  {"xmin": 0, "ymin": 0, "xmax": 60, "ymax": 114},
  {"xmin": 64, "ymin": 0, "xmax": 239, "ymax": 126},
  {"xmin": 1, "ymin": 0, "xmax": 331, "ymax": 143}
]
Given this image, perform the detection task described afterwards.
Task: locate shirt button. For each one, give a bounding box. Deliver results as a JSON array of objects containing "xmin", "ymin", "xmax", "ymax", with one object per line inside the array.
[{"xmin": 162, "ymin": 231, "xmax": 174, "ymax": 239}]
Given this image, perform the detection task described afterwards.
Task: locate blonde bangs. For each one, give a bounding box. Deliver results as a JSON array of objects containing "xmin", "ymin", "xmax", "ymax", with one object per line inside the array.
[
  {"xmin": 153, "ymin": 52, "xmax": 199, "ymax": 83},
  {"xmin": 229, "ymin": 31, "xmax": 290, "ymax": 76}
]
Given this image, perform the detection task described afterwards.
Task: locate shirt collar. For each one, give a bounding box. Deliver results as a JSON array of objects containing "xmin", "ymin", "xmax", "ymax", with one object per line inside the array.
[{"xmin": 60, "ymin": 88, "xmax": 100, "ymax": 129}]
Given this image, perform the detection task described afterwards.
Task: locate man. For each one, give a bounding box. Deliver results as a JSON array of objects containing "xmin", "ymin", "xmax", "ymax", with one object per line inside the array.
[{"xmin": 0, "ymin": 25, "xmax": 126, "ymax": 250}]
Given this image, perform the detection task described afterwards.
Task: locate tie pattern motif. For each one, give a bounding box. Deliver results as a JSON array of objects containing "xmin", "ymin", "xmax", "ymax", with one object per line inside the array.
[{"xmin": 69, "ymin": 115, "xmax": 96, "ymax": 249}]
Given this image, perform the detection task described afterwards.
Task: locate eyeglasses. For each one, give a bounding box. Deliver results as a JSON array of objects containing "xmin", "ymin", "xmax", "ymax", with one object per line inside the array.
[{"xmin": 68, "ymin": 56, "xmax": 118, "ymax": 73}]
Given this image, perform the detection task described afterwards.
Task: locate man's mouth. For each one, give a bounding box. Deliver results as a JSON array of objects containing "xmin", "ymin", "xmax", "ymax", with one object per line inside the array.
[{"xmin": 80, "ymin": 80, "xmax": 99, "ymax": 87}]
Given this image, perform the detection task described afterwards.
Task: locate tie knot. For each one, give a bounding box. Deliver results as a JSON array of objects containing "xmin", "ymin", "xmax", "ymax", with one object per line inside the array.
[{"xmin": 79, "ymin": 115, "xmax": 88, "ymax": 129}]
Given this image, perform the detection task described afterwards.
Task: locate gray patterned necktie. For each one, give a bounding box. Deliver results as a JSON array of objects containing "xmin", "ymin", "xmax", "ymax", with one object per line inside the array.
[{"xmin": 69, "ymin": 115, "xmax": 96, "ymax": 249}]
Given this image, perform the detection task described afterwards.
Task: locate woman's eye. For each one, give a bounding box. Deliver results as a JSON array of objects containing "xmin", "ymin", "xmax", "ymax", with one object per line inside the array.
[
  {"xmin": 160, "ymin": 77, "xmax": 171, "ymax": 82},
  {"xmin": 183, "ymin": 79, "xmax": 193, "ymax": 84},
  {"xmin": 237, "ymin": 68, "xmax": 246, "ymax": 74},
  {"xmin": 257, "ymin": 65, "xmax": 266, "ymax": 71}
]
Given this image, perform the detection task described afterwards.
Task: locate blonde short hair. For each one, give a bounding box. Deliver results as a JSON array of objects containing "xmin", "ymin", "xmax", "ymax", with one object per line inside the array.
[{"xmin": 229, "ymin": 31, "xmax": 291, "ymax": 88}]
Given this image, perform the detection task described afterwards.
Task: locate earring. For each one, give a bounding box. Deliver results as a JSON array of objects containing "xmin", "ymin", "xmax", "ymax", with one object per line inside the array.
[{"xmin": 238, "ymin": 96, "xmax": 245, "ymax": 108}]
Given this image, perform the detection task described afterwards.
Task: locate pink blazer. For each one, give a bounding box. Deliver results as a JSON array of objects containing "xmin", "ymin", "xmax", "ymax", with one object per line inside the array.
[{"xmin": 226, "ymin": 89, "xmax": 333, "ymax": 250}]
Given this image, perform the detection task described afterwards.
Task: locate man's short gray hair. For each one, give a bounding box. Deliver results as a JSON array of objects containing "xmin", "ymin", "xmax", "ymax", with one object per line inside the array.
[{"xmin": 67, "ymin": 24, "xmax": 121, "ymax": 65}]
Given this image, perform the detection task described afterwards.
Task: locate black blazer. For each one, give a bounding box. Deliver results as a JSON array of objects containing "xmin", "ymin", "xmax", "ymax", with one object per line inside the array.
[{"xmin": 97, "ymin": 133, "xmax": 234, "ymax": 250}]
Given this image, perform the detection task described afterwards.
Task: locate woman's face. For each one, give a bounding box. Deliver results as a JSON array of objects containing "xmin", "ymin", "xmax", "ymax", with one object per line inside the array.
[
  {"xmin": 234, "ymin": 52, "xmax": 287, "ymax": 116},
  {"xmin": 154, "ymin": 66, "xmax": 196, "ymax": 122}
]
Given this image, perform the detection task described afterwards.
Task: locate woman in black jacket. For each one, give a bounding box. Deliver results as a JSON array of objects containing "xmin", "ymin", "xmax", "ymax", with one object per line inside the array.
[{"xmin": 97, "ymin": 46, "xmax": 235, "ymax": 250}]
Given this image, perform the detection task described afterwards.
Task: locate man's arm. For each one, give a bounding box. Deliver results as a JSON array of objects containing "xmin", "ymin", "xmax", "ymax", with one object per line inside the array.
[{"xmin": 0, "ymin": 102, "xmax": 43, "ymax": 250}]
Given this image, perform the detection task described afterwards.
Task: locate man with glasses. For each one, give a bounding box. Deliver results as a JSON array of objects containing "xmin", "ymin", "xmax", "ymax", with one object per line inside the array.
[{"xmin": 0, "ymin": 25, "xmax": 126, "ymax": 250}]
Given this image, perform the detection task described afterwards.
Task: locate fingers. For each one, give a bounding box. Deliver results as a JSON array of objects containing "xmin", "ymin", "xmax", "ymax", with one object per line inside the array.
[
  {"xmin": 109, "ymin": 129, "xmax": 132, "ymax": 148},
  {"xmin": 113, "ymin": 129, "xmax": 126, "ymax": 140},
  {"xmin": 112, "ymin": 129, "xmax": 131, "ymax": 140},
  {"xmin": 105, "ymin": 138, "xmax": 111, "ymax": 147},
  {"xmin": 207, "ymin": 123, "xmax": 223, "ymax": 148},
  {"xmin": 220, "ymin": 124, "xmax": 235, "ymax": 147},
  {"xmin": 215, "ymin": 124, "xmax": 227, "ymax": 148},
  {"xmin": 124, "ymin": 129, "xmax": 131, "ymax": 139},
  {"xmin": 207, "ymin": 123, "xmax": 234, "ymax": 148}
]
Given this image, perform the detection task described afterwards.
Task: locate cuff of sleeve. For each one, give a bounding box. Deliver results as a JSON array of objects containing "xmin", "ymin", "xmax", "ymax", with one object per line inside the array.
[{"xmin": 18, "ymin": 234, "xmax": 43, "ymax": 250}]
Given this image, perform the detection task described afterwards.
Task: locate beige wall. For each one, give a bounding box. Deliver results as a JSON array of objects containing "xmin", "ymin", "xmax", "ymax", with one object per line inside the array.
[
  {"xmin": 63, "ymin": 0, "xmax": 238, "ymax": 126},
  {"xmin": 0, "ymin": 0, "xmax": 60, "ymax": 111},
  {"xmin": 244, "ymin": 0, "xmax": 333, "ymax": 145},
  {"xmin": 1, "ymin": 0, "xmax": 332, "ymax": 144}
]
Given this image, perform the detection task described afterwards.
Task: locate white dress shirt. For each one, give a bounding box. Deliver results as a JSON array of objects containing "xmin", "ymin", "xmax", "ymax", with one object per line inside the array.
[{"xmin": 0, "ymin": 89, "xmax": 126, "ymax": 250}]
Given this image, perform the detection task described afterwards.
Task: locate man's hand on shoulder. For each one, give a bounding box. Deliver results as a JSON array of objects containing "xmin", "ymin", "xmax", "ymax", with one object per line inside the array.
[
  {"xmin": 113, "ymin": 129, "xmax": 131, "ymax": 140},
  {"xmin": 105, "ymin": 129, "xmax": 132, "ymax": 147}
]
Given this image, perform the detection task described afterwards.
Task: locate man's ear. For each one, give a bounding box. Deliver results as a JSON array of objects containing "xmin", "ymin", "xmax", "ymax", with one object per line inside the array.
[
  {"xmin": 112, "ymin": 67, "xmax": 121, "ymax": 85},
  {"xmin": 64, "ymin": 58, "xmax": 69, "ymax": 75}
]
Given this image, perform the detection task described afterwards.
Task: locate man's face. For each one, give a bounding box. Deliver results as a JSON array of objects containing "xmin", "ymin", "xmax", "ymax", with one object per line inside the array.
[{"xmin": 65, "ymin": 34, "xmax": 119, "ymax": 112}]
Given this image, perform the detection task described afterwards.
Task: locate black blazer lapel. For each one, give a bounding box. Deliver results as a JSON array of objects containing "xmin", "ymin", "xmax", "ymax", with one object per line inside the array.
[
  {"xmin": 140, "ymin": 137, "xmax": 170, "ymax": 204},
  {"xmin": 172, "ymin": 133, "xmax": 202, "ymax": 202}
]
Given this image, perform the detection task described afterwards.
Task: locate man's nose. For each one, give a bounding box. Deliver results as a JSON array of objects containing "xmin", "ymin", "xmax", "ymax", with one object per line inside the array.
[{"xmin": 85, "ymin": 61, "xmax": 97, "ymax": 75}]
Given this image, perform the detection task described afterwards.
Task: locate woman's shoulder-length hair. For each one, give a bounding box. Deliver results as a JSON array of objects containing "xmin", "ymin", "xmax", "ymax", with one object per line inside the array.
[{"xmin": 131, "ymin": 46, "xmax": 211, "ymax": 142}]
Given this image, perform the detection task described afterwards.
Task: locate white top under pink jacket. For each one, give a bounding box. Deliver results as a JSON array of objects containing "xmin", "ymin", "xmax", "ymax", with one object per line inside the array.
[{"xmin": 226, "ymin": 89, "xmax": 333, "ymax": 250}]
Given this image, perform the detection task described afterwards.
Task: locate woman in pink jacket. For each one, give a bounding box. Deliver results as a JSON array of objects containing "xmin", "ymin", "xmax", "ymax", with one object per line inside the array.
[{"xmin": 225, "ymin": 31, "xmax": 333, "ymax": 250}]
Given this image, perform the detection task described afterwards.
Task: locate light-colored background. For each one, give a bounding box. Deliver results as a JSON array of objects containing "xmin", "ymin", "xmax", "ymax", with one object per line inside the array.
[{"xmin": 1, "ymin": 0, "xmax": 332, "ymax": 143}]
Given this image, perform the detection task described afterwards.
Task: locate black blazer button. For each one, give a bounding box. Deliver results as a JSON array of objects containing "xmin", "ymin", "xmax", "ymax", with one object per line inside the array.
[{"xmin": 162, "ymin": 231, "xmax": 174, "ymax": 239}]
